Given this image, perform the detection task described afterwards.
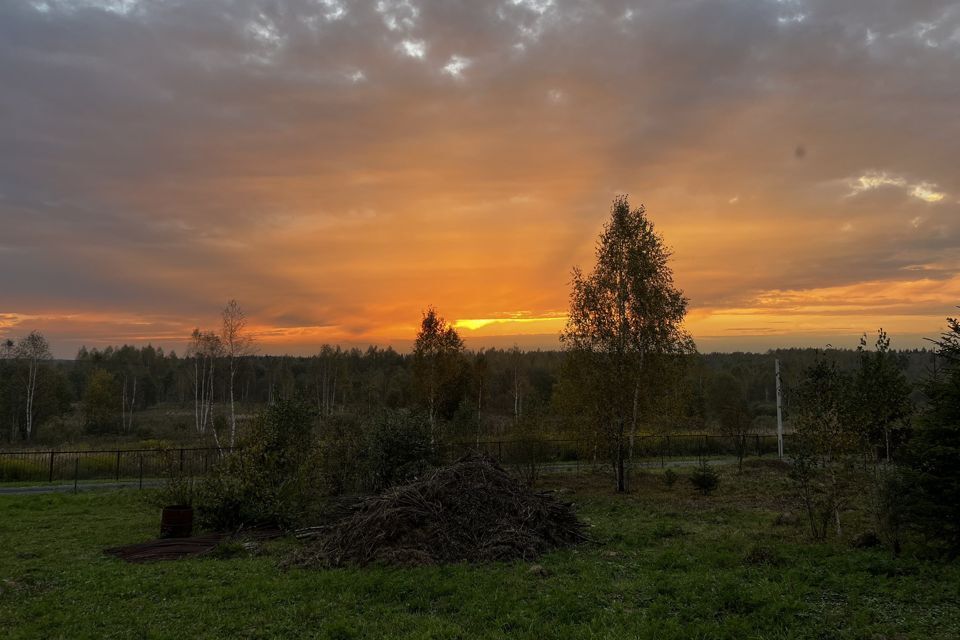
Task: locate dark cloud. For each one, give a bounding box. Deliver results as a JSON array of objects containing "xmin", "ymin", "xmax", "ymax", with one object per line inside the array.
[{"xmin": 2, "ymin": 0, "xmax": 959, "ymax": 354}]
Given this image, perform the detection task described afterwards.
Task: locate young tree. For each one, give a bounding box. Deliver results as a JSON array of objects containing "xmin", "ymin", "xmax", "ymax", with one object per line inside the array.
[
  {"xmin": 789, "ymin": 357, "xmax": 863, "ymax": 540},
  {"xmin": 854, "ymin": 329, "xmax": 913, "ymax": 462},
  {"xmin": 411, "ymin": 307, "xmax": 465, "ymax": 439},
  {"xmin": 83, "ymin": 368, "xmax": 120, "ymax": 433},
  {"xmin": 561, "ymin": 196, "xmax": 695, "ymax": 492},
  {"xmin": 897, "ymin": 315, "xmax": 960, "ymax": 556},
  {"xmin": 473, "ymin": 351, "xmax": 488, "ymax": 446},
  {"xmin": 509, "ymin": 345, "xmax": 525, "ymax": 421},
  {"xmin": 15, "ymin": 331, "xmax": 53, "ymax": 441},
  {"xmin": 221, "ymin": 299, "xmax": 256, "ymax": 447},
  {"xmin": 706, "ymin": 372, "xmax": 753, "ymax": 470},
  {"xmin": 188, "ymin": 329, "xmax": 223, "ymax": 447}
]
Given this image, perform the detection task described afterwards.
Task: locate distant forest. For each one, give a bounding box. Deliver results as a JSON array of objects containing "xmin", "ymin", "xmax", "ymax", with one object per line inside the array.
[{"xmin": 0, "ymin": 336, "xmax": 936, "ymax": 447}]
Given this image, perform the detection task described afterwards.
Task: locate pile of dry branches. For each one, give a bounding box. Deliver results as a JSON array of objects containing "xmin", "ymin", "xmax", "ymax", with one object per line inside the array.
[{"xmin": 292, "ymin": 453, "xmax": 588, "ymax": 567}]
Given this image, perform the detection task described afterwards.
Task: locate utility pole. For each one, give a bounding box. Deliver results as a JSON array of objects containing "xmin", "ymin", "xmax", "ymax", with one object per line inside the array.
[{"xmin": 775, "ymin": 359, "xmax": 784, "ymax": 459}]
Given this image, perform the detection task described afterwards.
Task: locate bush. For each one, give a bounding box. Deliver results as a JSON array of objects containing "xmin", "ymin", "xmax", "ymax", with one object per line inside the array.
[
  {"xmin": 361, "ymin": 410, "xmax": 437, "ymax": 492},
  {"xmin": 663, "ymin": 468, "xmax": 678, "ymax": 489},
  {"xmin": 690, "ymin": 462, "xmax": 720, "ymax": 496},
  {"xmin": 317, "ymin": 410, "xmax": 436, "ymax": 495},
  {"xmin": 888, "ymin": 317, "xmax": 960, "ymax": 556},
  {"xmin": 869, "ymin": 465, "xmax": 909, "ymax": 555},
  {"xmin": 194, "ymin": 400, "xmax": 322, "ymax": 530}
]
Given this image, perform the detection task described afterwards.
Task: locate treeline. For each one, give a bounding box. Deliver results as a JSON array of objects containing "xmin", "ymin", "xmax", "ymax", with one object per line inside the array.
[{"xmin": 0, "ymin": 328, "xmax": 936, "ymax": 446}]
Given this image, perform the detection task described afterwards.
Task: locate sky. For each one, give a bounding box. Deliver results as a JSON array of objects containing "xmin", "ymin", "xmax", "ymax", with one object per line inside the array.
[{"xmin": 1, "ymin": 0, "xmax": 959, "ymax": 358}]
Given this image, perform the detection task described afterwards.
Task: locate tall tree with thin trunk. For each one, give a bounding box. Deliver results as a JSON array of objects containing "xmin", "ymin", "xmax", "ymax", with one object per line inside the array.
[
  {"xmin": 412, "ymin": 307, "xmax": 465, "ymax": 440},
  {"xmin": 221, "ymin": 299, "xmax": 256, "ymax": 447},
  {"xmin": 188, "ymin": 329, "xmax": 223, "ymax": 446},
  {"xmin": 854, "ymin": 329, "xmax": 913, "ymax": 462},
  {"xmin": 15, "ymin": 331, "xmax": 52, "ymax": 441},
  {"xmin": 706, "ymin": 372, "xmax": 753, "ymax": 471},
  {"xmin": 561, "ymin": 196, "xmax": 694, "ymax": 492}
]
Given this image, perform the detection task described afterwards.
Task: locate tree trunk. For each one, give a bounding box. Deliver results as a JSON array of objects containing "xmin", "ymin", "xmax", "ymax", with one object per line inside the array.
[
  {"xmin": 25, "ymin": 359, "xmax": 37, "ymax": 440},
  {"xmin": 229, "ymin": 365, "xmax": 237, "ymax": 448},
  {"xmin": 616, "ymin": 426, "xmax": 626, "ymax": 493}
]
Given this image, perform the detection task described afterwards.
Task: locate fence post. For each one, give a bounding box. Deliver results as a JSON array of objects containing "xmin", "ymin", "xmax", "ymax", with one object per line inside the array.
[
  {"xmin": 179, "ymin": 448, "xmax": 185, "ymax": 474},
  {"xmin": 74, "ymin": 457, "xmax": 79, "ymax": 493},
  {"xmin": 139, "ymin": 454, "xmax": 144, "ymax": 490},
  {"xmin": 48, "ymin": 451, "xmax": 55, "ymax": 483},
  {"xmin": 115, "ymin": 449, "xmax": 121, "ymax": 481}
]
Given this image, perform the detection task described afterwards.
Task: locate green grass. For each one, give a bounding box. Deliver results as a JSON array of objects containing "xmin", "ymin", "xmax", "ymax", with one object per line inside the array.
[{"xmin": 1, "ymin": 465, "xmax": 958, "ymax": 639}]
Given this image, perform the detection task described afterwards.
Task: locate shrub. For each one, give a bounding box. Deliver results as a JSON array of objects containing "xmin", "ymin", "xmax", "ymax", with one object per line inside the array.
[
  {"xmin": 362, "ymin": 410, "xmax": 436, "ymax": 492},
  {"xmin": 690, "ymin": 462, "xmax": 720, "ymax": 496},
  {"xmin": 194, "ymin": 399, "xmax": 322, "ymax": 530},
  {"xmin": 318, "ymin": 410, "xmax": 437, "ymax": 495},
  {"xmin": 663, "ymin": 468, "xmax": 678, "ymax": 489},
  {"xmin": 868, "ymin": 465, "xmax": 909, "ymax": 555}
]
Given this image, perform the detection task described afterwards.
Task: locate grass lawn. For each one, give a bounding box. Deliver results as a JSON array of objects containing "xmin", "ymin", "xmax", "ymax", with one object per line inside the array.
[{"xmin": 1, "ymin": 462, "xmax": 958, "ymax": 639}]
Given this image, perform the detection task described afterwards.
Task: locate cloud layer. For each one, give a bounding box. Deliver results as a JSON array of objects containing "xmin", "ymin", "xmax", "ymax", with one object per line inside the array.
[{"xmin": 2, "ymin": 0, "xmax": 959, "ymax": 356}]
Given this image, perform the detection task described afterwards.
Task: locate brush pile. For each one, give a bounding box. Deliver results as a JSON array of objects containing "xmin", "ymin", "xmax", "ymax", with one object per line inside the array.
[{"xmin": 292, "ymin": 453, "xmax": 588, "ymax": 567}]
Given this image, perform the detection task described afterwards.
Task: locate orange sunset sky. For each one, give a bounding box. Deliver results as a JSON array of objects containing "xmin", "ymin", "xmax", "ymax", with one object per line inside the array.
[{"xmin": 2, "ymin": 1, "xmax": 959, "ymax": 358}]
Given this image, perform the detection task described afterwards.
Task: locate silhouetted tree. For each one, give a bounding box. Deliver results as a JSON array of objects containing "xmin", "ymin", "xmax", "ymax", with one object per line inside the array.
[
  {"xmin": 221, "ymin": 299, "xmax": 256, "ymax": 447},
  {"xmin": 561, "ymin": 196, "xmax": 695, "ymax": 492},
  {"xmin": 789, "ymin": 357, "xmax": 863, "ymax": 540},
  {"xmin": 412, "ymin": 307, "xmax": 465, "ymax": 438},
  {"xmin": 898, "ymin": 315, "xmax": 960, "ymax": 556},
  {"xmin": 706, "ymin": 372, "xmax": 753, "ymax": 470},
  {"xmin": 854, "ymin": 329, "xmax": 913, "ymax": 462}
]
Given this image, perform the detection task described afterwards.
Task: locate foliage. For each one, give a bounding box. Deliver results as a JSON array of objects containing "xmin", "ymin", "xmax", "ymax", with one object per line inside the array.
[
  {"xmin": 705, "ymin": 372, "xmax": 753, "ymax": 470},
  {"xmin": 194, "ymin": 399, "xmax": 321, "ymax": 530},
  {"xmin": 689, "ymin": 462, "xmax": 720, "ymax": 495},
  {"xmin": 316, "ymin": 409, "xmax": 437, "ymax": 495},
  {"xmin": 512, "ymin": 411, "xmax": 548, "ymax": 486},
  {"xmin": 360, "ymin": 410, "xmax": 437, "ymax": 493},
  {"xmin": 663, "ymin": 468, "xmax": 678, "ymax": 488},
  {"xmin": 854, "ymin": 329, "xmax": 913, "ymax": 461},
  {"xmin": 560, "ymin": 196, "xmax": 695, "ymax": 492},
  {"xmin": 869, "ymin": 465, "xmax": 908, "ymax": 556},
  {"xmin": 412, "ymin": 307, "xmax": 468, "ymax": 432},
  {"xmin": 896, "ymin": 316, "xmax": 960, "ymax": 556},
  {"xmin": 788, "ymin": 357, "xmax": 864, "ymax": 540},
  {"xmin": 82, "ymin": 368, "xmax": 120, "ymax": 434}
]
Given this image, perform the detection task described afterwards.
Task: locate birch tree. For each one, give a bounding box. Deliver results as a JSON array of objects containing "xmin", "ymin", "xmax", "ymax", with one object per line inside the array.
[
  {"xmin": 560, "ymin": 196, "xmax": 694, "ymax": 492},
  {"xmin": 412, "ymin": 307, "xmax": 465, "ymax": 439},
  {"xmin": 854, "ymin": 329, "xmax": 913, "ymax": 462},
  {"xmin": 221, "ymin": 299, "xmax": 256, "ymax": 447},
  {"xmin": 15, "ymin": 331, "xmax": 52, "ymax": 441},
  {"xmin": 188, "ymin": 329, "xmax": 223, "ymax": 446}
]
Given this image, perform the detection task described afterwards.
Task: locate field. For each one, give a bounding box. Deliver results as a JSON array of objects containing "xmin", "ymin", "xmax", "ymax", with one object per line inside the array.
[{"xmin": 1, "ymin": 463, "xmax": 958, "ymax": 639}]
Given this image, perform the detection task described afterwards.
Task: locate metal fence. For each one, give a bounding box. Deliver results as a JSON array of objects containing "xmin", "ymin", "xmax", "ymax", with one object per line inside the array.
[
  {"xmin": 0, "ymin": 447, "xmax": 231, "ymax": 485},
  {"xmin": 0, "ymin": 434, "xmax": 788, "ymax": 485},
  {"xmin": 443, "ymin": 433, "xmax": 789, "ymax": 468}
]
